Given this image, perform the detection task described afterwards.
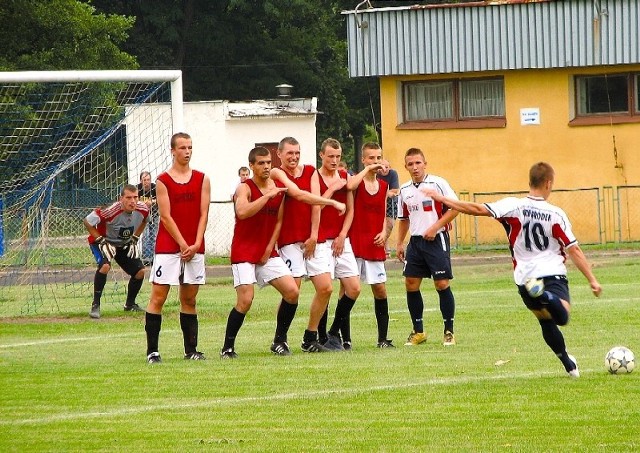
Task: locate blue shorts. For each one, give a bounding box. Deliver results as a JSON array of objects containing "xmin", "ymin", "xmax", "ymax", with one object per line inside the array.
[
  {"xmin": 518, "ymin": 275, "xmax": 570, "ymax": 310},
  {"xmin": 402, "ymin": 232, "xmax": 453, "ymax": 281}
]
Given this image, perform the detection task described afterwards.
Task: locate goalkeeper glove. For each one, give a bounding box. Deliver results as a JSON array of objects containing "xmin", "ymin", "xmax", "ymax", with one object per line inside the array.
[
  {"xmin": 125, "ymin": 235, "xmax": 141, "ymax": 259},
  {"xmin": 95, "ymin": 236, "xmax": 116, "ymax": 261}
]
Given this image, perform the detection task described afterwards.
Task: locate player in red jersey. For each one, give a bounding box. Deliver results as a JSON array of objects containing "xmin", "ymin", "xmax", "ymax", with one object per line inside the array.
[
  {"xmin": 316, "ymin": 138, "xmax": 361, "ymax": 351},
  {"xmin": 220, "ymin": 147, "xmax": 299, "ymax": 358},
  {"xmin": 270, "ymin": 137, "xmax": 346, "ymax": 353},
  {"xmin": 83, "ymin": 184, "xmax": 149, "ymax": 319},
  {"xmin": 423, "ymin": 162, "xmax": 602, "ymax": 377},
  {"xmin": 344, "ymin": 142, "xmax": 394, "ymax": 348},
  {"xmin": 144, "ymin": 132, "xmax": 211, "ymax": 364}
]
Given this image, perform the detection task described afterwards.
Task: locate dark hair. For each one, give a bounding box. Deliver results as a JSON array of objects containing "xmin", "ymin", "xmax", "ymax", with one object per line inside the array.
[
  {"xmin": 122, "ymin": 184, "xmax": 138, "ymax": 195},
  {"xmin": 529, "ymin": 162, "xmax": 555, "ymax": 188},
  {"xmin": 238, "ymin": 166, "xmax": 250, "ymax": 175},
  {"xmin": 278, "ymin": 136, "xmax": 299, "ymax": 151},
  {"xmin": 139, "ymin": 171, "xmax": 151, "ymax": 181},
  {"xmin": 361, "ymin": 142, "xmax": 381, "ymax": 152},
  {"xmin": 405, "ymin": 147, "xmax": 425, "ymax": 160},
  {"xmin": 170, "ymin": 132, "xmax": 191, "ymax": 148},
  {"xmin": 248, "ymin": 146, "xmax": 271, "ymax": 164},
  {"xmin": 320, "ymin": 138, "xmax": 341, "ymax": 152}
]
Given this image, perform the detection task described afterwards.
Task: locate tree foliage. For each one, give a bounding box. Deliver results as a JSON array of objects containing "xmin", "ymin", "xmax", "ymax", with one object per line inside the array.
[{"xmin": 0, "ymin": 0, "xmax": 137, "ymax": 70}]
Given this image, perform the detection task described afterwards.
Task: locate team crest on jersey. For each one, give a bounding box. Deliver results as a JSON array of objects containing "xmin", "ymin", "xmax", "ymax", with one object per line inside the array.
[{"xmin": 422, "ymin": 199, "xmax": 433, "ymax": 212}]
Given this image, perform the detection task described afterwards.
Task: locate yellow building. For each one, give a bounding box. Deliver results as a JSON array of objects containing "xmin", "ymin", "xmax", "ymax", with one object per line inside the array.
[{"xmin": 344, "ymin": 0, "xmax": 640, "ymax": 245}]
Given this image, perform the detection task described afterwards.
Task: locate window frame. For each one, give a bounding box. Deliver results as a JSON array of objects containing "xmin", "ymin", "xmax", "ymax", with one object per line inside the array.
[
  {"xmin": 399, "ymin": 76, "xmax": 506, "ymax": 130},
  {"xmin": 570, "ymin": 72, "xmax": 640, "ymax": 126}
]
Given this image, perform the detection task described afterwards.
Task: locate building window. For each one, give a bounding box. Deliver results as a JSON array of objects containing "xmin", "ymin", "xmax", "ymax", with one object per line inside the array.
[
  {"xmin": 573, "ymin": 73, "xmax": 640, "ymax": 127},
  {"xmin": 403, "ymin": 77, "xmax": 505, "ymax": 127}
]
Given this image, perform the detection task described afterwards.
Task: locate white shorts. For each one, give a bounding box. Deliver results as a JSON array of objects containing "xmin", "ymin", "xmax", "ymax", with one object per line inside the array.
[
  {"xmin": 279, "ymin": 242, "xmax": 332, "ymax": 278},
  {"xmin": 327, "ymin": 238, "xmax": 359, "ymax": 279},
  {"xmin": 356, "ymin": 258, "xmax": 387, "ymax": 285},
  {"xmin": 150, "ymin": 253, "xmax": 206, "ymax": 285},
  {"xmin": 232, "ymin": 257, "xmax": 292, "ymax": 288}
]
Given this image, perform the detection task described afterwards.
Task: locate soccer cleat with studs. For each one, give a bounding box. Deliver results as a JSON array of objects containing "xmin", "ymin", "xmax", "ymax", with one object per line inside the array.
[
  {"xmin": 301, "ymin": 340, "xmax": 330, "ymax": 353},
  {"xmin": 124, "ymin": 303, "xmax": 145, "ymax": 312},
  {"xmin": 147, "ymin": 352, "xmax": 162, "ymax": 364},
  {"xmin": 220, "ymin": 348, "xmax": 238, "ymax": 359},
  {"xmin": 342, "ymin": 341, "xmax": 353, "ymax": 351},
  {"xmin": 377, "ymin": 339, "xmax": 395, "ymax": 349},
  {"xmin": 323, "ymin": 333, "xmax": 345, "ymax": 351},
  {"xmin": 89, "ymin": 304, "xmax": 100, "ymax": 319},
  {"xmin": 184, "ymin": 351, "xmax": 206, "ymax": 360},
  {"xmin": 270, "ymin": 342, "xmax": 292, "ymax": 356},
  {"xmin": 443, "ymin": 331, "xmax": 456, "ymax": 346},
  {"xmin": 567, "ymin": 354, "xmax": 580, "ymax": 378},
  {"xmin": 404, "ymin": 331, "xmax": 427, "ymax": 346}
]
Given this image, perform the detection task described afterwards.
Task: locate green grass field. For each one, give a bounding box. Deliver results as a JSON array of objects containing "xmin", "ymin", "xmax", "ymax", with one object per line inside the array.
[{"xmin": 1, "ymin": 252, "xmax": 639, "ymax": 452}]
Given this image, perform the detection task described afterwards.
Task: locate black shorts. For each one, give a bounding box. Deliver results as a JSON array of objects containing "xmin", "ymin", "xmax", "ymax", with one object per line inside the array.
[
  {"xmin": 518, "ymin": 275, "xmax": 570, "ymax": 310},
  {"xmin": 91, "ymin": 243, "xmax": 144, "ymax": 277},
  {"xmin": 402, "ymin": 233, "xmax": 453, "ymax": 280}
]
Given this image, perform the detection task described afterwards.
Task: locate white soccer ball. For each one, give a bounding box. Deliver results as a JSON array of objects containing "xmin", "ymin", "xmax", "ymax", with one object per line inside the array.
[
  {"xmin": 605, "ymin": 346, "xmax": 636, "ymax": 374},
  {"xmin": 524, "ymin": 278, "xmax": 544, "ymax": 298}
]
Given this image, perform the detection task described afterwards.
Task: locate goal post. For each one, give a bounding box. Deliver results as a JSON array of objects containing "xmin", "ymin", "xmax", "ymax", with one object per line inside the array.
[{"xmin": 0, "ymin": 70, "xmax": 184, "ymax": 316}]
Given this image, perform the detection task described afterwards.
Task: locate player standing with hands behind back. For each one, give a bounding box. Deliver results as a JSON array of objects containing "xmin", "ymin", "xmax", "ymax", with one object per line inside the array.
[
  {"xmin": 423, "ymin": 162, "xmax": 602, "ymax": 377},
  {"xmin": 144, "ymin": 132, "xmax": 211, "ymax": 364},
  {"xmin": 396, "ymin": 148, "xmax": 459, "ymax": 347}
]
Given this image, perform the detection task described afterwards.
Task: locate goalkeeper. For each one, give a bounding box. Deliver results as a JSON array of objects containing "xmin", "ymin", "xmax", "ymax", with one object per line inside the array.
[{"xmin": 83, "ymin": 184, "xmax": 150, "ymax": 319}]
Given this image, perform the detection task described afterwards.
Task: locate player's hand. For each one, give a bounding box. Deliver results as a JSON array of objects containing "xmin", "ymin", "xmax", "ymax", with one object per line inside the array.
[
  {"xmin": 330, "ymin": 178, "xmax": 347, "ymax": 192},
  {"xmin": 423, "ymin": 226, "xmax": 437, "ymax": 241},
  {"xmin": 396, "ymin": 244, "xmax": 405, "ymax": 263},
  {"xmin": 332, "ymin": 235, "xmax": 345, "ymax": 257},
  {"xmin": 333, "ymin": 201, "xmax": 346, "ymax": 216},
  {"xmin": 267, "ymin": 187, "xmax": 288, "ymax": 199},
  {"xmin": 420, "ymin": 188, "xmax": 440, "ymax": 200},
  {"xmin": 180, "ymin": 244, "xmax": 196, "ymax": 262},
  {"xmin": 302, "ymin": 237, "xmax": 317, "ymax": 259},
  {"xmin": 367, "ymin": 163, "xmax": 384, "ymax": 173},
  {"xmin": 95, "ymin": 236, "xmax": 116, "ymax": 261},
  {"xmin": 591, "ymin": 281, "xmax": 602, "ymax": 297},
  {"xmin": 125, "ymin": 235, "xmax": 140, "ymax": 259},
  {"xmin": 373, "ymin": 232, "xmax": 385, "ymax": 247}
]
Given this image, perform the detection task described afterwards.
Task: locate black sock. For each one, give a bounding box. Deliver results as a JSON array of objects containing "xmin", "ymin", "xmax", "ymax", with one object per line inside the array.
[
  {"xmin": 126, "ymin": 277, "xmax": 143, "ymax": 307},
  {"xmin": 303, "ymin": 329, "xmax": 318, "ymax": 344},
  {"xmin": 437, "ymin": 287, "xmax": 455, "ymax": 333},
  {"xmin": 180, "ymin": 312, "xmax": 199, "ymax": 354},
  {"xmin": 274, "ymin": 300, "xmax": 298, "ymax": 343},
  {"xmin": 318, "ymin": 307, "xmax": 329, "ymax": 343},
  {"xmin": 223, "ymin": 308, "xmax": 246, "ymax": 350},
  {"xmin": 374, "ymin": 297, "xmax": 389, "ymax": 342},
  {"xmin": 540, "ymin": 291, "xmax": 569, "ymax": 326},
  {"xmin": 93, "ymin": 271, "xmax": 107, "ymax": 305},
  {"xmin": 341, "ymin": 316, "xmax": 351, "ymax": 343},
  {"xmin": 406, "ymin": 290, "xmax": 424, "ymax": 333},
  {"xmin": 329, "ymin": 294, "xmax": 356, "ymax": 336},
  {"xmin": 539, "ymin": 319, "xmax": 574, "ymax": 371},
  {"xmin": 145, "ymin": 312, "xmax": 162, "ymax": 356}
]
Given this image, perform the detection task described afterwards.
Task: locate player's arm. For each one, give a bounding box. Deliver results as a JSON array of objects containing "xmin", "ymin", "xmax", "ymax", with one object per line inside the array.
[
  {"xmin": 303, "ymin": 174, "xmax": 323, "ymax": 259},
  {"xmin": 235, "ymin": 182, "xmax": 287, "ymax": 220},
  {"xmin": 566, "ymin": 244, "xmax": 602, "ymax": 297},
  {"xmin": 395, "ymin": 217, "xmax": 409, "ymax": 262},
  {"xmin": 191, "ymin": 174, "xmax": 211, "ymax": 254},
  {"xmin": 374, "ymin": 186, "xmax": 388, "ymax": 247},
  {"xmin": 260, "ymin": 196, "xmax": 285, "ymax": 265},
  {"xmin": 346, "ymin": 164, "xmax": 383, "ymax": 191},
  {"xmin": 332, "ymin": 190, "xmax": 355, "ymax": 257},
  {"xmin": 423, "ymin": 188, "xmax": 492, "ymax": 217},
  {"xmin": 271, "ymin": 167, "xmax": 345, "ymax": 213}
]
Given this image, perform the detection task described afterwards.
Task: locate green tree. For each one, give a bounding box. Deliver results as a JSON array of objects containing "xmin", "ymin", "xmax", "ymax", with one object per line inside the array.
[{"xmin": 0, "ymin": 0, "xmax": 137, "ymax": 70}]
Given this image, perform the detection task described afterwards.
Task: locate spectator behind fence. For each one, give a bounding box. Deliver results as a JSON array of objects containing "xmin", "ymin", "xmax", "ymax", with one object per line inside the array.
[{"xmin": 137, "ymin": 171, "xmax": 158, "ymax": 266}]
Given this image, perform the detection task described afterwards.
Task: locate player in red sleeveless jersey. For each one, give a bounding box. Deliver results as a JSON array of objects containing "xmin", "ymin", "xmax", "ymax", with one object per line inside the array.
[
  {"xmin": 345, "ymin": 142, "xmax": 395, "ymax": 348},
  {"xmin": 220, "ymin": 147, "xmax": 300, "ymax": 358},
  {"xmin": 270, "ymin": 137, "xmax": 346, "ymax": 353},
  {"xmin": 316, "ymin": 138, "xmax": 362, "ymax": 351},
  {"xmin": 144, "ymin": 133, "xmax": 211, "ymax": 364}
]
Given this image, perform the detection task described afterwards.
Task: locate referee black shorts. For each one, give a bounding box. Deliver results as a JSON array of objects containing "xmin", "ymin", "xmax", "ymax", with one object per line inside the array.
[{"xmin": 402, "ymin": 232, "xmax": 453, "ymax": 281}]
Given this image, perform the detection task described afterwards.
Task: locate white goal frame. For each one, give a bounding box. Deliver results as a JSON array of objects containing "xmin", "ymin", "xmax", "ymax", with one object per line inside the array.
[{"xmin": 0, "ymin": 69, "xmax": 184, "ymax": 132}]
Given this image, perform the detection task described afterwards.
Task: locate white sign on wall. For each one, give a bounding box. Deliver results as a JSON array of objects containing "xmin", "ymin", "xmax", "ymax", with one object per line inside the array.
[{"xmin": 520, "ymin": 108, "xmax": 540, "ymax": 125}]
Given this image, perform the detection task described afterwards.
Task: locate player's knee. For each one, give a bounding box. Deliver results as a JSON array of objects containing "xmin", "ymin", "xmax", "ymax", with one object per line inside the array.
[
  {"xmin": 371, "ymin": 284, "xmax": 387, "ymax": 299},
  {"xmin": 281, "ymin": 285, "xmax": 299, "ymax": 303},
  {"xmin": 99, "ymin": 263, "xmax": 111, "ymax": 273},
  {"xmin": 434, "ymin": 279, "xmax": 449, "ymax": 291},
  {"xmin": 235, "ymin": 298, "xmax": 253, "ymax": 314},
  {"xmin": 134, "ymin": 269, "xmax": 145, "ymax": 279}
]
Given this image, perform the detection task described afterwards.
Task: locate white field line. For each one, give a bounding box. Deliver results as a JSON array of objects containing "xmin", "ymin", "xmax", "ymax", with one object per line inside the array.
[{"xmin": 0, "ymin": 368, "xmax": 592, "ymax": 426}]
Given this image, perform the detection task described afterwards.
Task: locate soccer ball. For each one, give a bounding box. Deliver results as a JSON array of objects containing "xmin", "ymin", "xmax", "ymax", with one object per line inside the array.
[
  {"xmin": 524, "ymin": 278, "xmax": 544, "ymax": 298},
  {"xmin": 605, "ymin": 346, "xmax": 636, "ymax": 374}
]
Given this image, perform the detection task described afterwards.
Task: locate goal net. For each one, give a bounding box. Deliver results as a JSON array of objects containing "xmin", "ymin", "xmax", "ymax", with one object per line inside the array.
[{"xmin": 0, "ymin": 70, "xmax": 183, "ymax": 317}]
